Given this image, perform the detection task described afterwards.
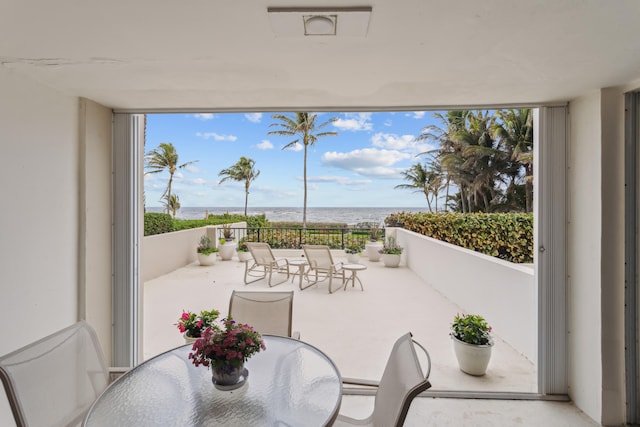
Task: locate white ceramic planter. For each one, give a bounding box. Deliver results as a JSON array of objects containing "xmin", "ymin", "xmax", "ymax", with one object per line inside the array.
[
  {"xmin": 365, "ymin": 241, "xmax": 383, "ymax": 262},
  {"xmin": 237, "ymin": 251, "xmax": 252, "ymax": 262},
  {"xmin": 451, "ymin": 335, "xmax": 493, "ymax": 376},
  {"xmin": 197, "ymin": 252, "xmax": 217, "ymax": 266},
  {"xmin": 219, "ymin": 240, "xmax": 237, "ymax": 261},
  {"xmin": 346, "ymin": 252, "xmax": 361, "ymax": 263},
  {"xmin": 381, "ymin": 253, "xmax": 401, "ymax": 267}
]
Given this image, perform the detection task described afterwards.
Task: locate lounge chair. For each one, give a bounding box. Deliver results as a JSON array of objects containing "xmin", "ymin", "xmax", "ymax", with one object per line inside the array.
[
  {"xmin": 228, "ymin": 290, "xmax": 300, "ymax": 339},
  {"xmin": 335, "ymin": 332, "xmax": 432, "ymax": 426},
  {"xmin": 302, "ymin": 244, "xmax": 346, "ymax": 293},
  {"xmin": 0, "ymin": 321, "xmax": 127, "ymax": 427},
  {"xmin": 244, "ymin": 242, "xmax": 290, "ymax": 287}
]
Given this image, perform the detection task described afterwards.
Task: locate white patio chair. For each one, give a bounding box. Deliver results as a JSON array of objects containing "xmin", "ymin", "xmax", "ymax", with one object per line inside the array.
[
  {"xmin": 0, "ymin": 321, "xmax": 126, "ymax": 427},
  {"xmin": 335, "ymin": 332, "xmax": 432, "ymax": 427},
  {"xmin": 302, "ymin": 244, "xmax": 345, "ymax": 293},
  {"xmin": 228, "ymin": 290, "xmax": 300, "ymax": 339},
  {"xmin": 244, "ymin": 242, "xmax": 291, "ymax": 287}
]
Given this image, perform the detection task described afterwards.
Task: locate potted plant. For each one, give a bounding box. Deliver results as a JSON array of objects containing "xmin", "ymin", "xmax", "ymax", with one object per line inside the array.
[
  {"xmin": 189, "ymin": 316, "xmax": 266, "ymax": 389},
  {"xmin": 344, "ymin": 243, "xmax": 363, "ymax": 263},
  {"xmin": 176, "ymin": 309, "xmax": 220, "ymax": 343},
  {"xmin": 219, "ymin": 224, "xmax": 237, "ymax": 261},
  {"xmin": 236, "ymin": 238, "xmax": 252, "ymax": 262},
  {"xmin": 197, "ymin": 235, "xmax": 219, "ymax": 266},
  {"xmin": 450, "ymin": 313, "xmax": 494, "ymax": 376},
  {"xmin": 379, "ymin": 236, "xmax": 403, "ymax": 267},
  {"xmin": 365, "ymin": 224, "xmax": 383, "ymax": 262}
]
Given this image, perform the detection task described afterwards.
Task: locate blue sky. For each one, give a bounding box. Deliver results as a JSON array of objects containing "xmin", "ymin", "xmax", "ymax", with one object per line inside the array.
[{"xmin": 144, "ymin": 111, "xmax": 441, "ymax": 208}]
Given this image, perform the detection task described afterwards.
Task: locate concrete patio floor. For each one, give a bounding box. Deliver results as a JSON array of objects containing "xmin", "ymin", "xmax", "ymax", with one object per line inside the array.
[{"xmin": 142, "ymin": 253, "xmax": 598, "ymax": 426}]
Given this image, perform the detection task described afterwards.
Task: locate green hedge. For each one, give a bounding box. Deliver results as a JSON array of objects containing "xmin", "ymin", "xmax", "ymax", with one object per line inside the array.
[
  {"xmin": 385, "ymin": 212, "xmax": 533, "ymax": 263},
  {"xmin": 144, "ymin": 213, "xmax": 173, "ymax": 236}
]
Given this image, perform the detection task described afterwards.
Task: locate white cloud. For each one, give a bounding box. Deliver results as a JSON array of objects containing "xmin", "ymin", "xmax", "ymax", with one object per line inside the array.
[
  {"xmin": 194, "ymin": 113, "xmax": 215, "ymax": 120},
  {"xmin": 184, "ymin": 164, "xmax": 200, "ymax": 173},
  {"xmin": 245, "ymin": 113, "xmax": 263, "ymax": 123},
  {"xmin": 408, "ymin": 111, "xmax": 426, "ymax": 119},
  {"xmin": 307, "ymin": 175, "xmax": 372, "ymax": 186},
  {"xmin": 196, "ymin": 132, "xmax": 238, "ymax": 142},
  {"xmin": 371, "ymin": 132, "xmax": 436, "ymax": 155},
  {"xmin": 322, "ymin": 148, "xmax": 411, "ymax": 170},
  {"xmin": 257, "ymin": 140, "xmax": 273, "ymax": 150},
  {"xmin": 333, "ymin": 113, "xmax": 373, "ymax": 131},
  {"xmin": 282, "ymin": 142, "xmax": 303, "ymax": 152},
  {"xmin": 190, "ymin": 178, "xmax": 206, "ymax": 185}
]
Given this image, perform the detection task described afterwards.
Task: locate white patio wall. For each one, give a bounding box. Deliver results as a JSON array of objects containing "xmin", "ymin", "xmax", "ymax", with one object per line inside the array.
[
  {"xmin": 141, "ymin": 222, "xmax": 246, "ymax": 282},
  {"xmin": 391, "ymin": 228, "xmax": 537, "ymax": 363}
]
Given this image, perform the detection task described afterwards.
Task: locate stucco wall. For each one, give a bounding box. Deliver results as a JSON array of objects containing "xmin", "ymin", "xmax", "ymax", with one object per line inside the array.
[
  {"xmin": 0, "ymin": 69, "xmax": 80, "ymax": 426},
  {"xmin": 567, "ymin": 92, "xmax": 603, "ymax": 423},
  {"xmin": 394, "ymin": 228, "xmax": 536, "ymax": 362}
]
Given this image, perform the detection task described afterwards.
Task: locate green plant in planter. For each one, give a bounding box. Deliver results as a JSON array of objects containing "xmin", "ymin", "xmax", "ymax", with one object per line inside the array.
[
  {"xmin": 222, "ymin": 224, "xmax": 235, "ymax": 241},
  {"xmin": 237, "ymin": 238, "xmax": 249, "ymax": 252},
  {"xmin": 450, "ymin": 313, "xmax": 493, "ymax": 345},
  {"xmin": 197, "ymin": 235, "xmax": 219, "ymax": 255},
  {"xmin": 369, "ymin": 224, "xmax": 381, "ymax": 242},
  {"xmin": 379, "ymin": 236, "xmax": 403, "ymax": 255},
  {"xmin": 345, "ymin": 243, "xmax": 363, "ymax": 254}
]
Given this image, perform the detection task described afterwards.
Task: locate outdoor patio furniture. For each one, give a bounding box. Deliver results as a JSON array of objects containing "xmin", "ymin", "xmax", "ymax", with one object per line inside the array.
[
  {"xmin": 244, "ymin": 242, "xmax": 290, "ymax": 287},
  {"xmin": 302, "ymin": 244, "xmax": 346, "ymax": 293},
  {"xmin": 228, "ymin": 290, "xmax": 300, "ymax": 339},
  {"xmin": 342, "ymin": 263, "xmax": 367, "ymax": 291},
  {"xmin": 0, "ymin": 321, "xmax": 126, "ymax": 427},
  {"xmin": 335, "ymin": 332, "xmax": 432, "ymax": 427}
]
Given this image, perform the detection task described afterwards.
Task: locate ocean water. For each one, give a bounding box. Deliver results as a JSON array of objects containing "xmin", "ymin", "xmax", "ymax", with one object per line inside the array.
[{"xmin": 145, "ymin": 206, "xmax": 428, "ymax": 225}]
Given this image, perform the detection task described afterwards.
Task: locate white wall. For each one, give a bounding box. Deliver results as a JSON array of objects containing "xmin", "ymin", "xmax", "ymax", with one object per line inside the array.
[
  {"xmin": 567, "ymin": 91, "xmax": 604, "ymax": 423},
  {"xmin": 394, "ymin": 228, "xmax": 536, "ymax": 362},
  {"xmin": 0, "ymin": 69, "xmax": 80, "ymax": 426}
]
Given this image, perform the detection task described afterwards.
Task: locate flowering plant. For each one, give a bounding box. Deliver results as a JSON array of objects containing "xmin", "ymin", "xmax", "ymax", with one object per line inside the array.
[
  {"xmin": 197, "ymin": 235, "xmax": 218, "ymax": 255},
  {"xmin": 176, "ymin": 309, "xmax": 220, "ymax": 338},
  {"xmin": 379, "ymin": 236, "xmax": 403, "ymax": 255},
  {"xmin": 450, "ymin": 313, "xmax": 493, "ymax": 345},
  {"xmin": 189, "ymin": 317, "xmax": 266, "ymax": 369},
  {"xmin": 345, "ymin": 243, "xmax": 363, "ymax": 254},
  {"xmin": 236, "ymin": 238, "xmax": 249, "ymax": 252}
]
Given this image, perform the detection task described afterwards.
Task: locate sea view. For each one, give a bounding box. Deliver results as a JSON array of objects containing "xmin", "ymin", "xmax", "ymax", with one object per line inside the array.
[{"xmin": 145, "ymin": 206, "xmax": 428, "ymax": 225}]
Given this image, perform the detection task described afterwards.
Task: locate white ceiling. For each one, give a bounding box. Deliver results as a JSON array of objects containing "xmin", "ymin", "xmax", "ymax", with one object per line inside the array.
[{"xmin": 2, "ymin": 0, "xmax": 640, "ymax": 111}]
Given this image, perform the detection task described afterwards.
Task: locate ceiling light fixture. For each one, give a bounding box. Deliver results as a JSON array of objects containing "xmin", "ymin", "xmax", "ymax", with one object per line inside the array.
[
  {"xmin": 303, "ymin": 15, "xmax": 337, "ymax": 36},
  {"xmin": 267, "ymin": 7, "xmax": 372, "ymax": 38}
]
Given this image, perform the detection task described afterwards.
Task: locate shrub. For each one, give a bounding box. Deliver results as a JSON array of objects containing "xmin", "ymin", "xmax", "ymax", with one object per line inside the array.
[
  {"xmin": 385, "ymin": 212, "xmax": 533, "ymax": 263},
  {"xmin": 144, "ymin": 212, "xmax": 173, "ymax": 236}
]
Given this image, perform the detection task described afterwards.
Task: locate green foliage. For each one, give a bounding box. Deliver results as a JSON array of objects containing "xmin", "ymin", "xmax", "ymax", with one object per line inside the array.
[
  {"xmin": 380, "ymin": 236, "xmax": 403, "ymax": 254},
  {"xmin": 451, "ymin": 313, "xmax": 493, "ymax": 345},
  {"xmin": 345, "ymin": 243, "xmax": 363, "ymax": 254},
  {"xmin": 270, "ymin": 221, "xmax": 348, "ymax": 230},
  {"xmin": 385, "ymin": 212, "xmax": 533, "ymax": 263},
  {"xmin": 144, "ymin": 212, "xmax": 173, "ymax": 236},
  {"xmin": 197, "ymin": 235, "xmax": 218, "ymax": 255}
]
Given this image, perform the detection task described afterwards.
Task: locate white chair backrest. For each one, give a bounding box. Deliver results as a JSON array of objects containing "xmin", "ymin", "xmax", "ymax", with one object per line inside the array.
[
  {"xmin": 228, "ymin": 290, "xmax": 294, "ymax": 337},
  {"xmin": 372, "ymin": 332, "xmax": 431, "ymax": 427},
  {"xmin": 246, "ymin": 242, "xmax": 276, "ymax": 265},
  {"xmin": 0, "ymin": 321, "xmax": 109, "ymax": 427},
  {"xmin": 302, "ymin": 245, "xmax": 335, "ymax": 269}
]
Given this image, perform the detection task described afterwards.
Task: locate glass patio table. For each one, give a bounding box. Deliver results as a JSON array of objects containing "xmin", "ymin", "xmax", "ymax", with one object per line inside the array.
[{"xmin": 83, "ymin": 335, "xmax": 342, "ymax": 426}]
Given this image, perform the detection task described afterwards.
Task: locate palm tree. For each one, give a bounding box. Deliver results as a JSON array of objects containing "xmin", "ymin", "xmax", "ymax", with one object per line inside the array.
[
  {"xmin": 268, "ymin": 113, "xmax": 337, "ymax": 228},
  {"xmin": 218, "ymin": 156, "xmax": 261, "ymax": 216},
  {"xmin": 394, "ymin": 163, "xmax": 444, "ymax": 212},
  {"xmin": 164, "ymin": 193, "xmax": 181, "ymax": 217},
  {"xmin": 493, "ymin": 109, "xmax": 534, "ymax": 212},
  {"xmin": 145, "ymin": 142, "xmax": 197, "ymax": 213}
]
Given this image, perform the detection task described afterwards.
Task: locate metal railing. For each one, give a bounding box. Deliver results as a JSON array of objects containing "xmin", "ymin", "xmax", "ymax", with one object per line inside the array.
[{"xmin": 217, "ymin": 227, "xmax": 385, "ymax": 250}]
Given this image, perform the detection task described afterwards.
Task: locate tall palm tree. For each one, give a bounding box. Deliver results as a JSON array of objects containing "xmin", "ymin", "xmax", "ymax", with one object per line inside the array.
[
  {"xmin": 164, "ymin": 193, "xmax": 181, "ymax": 217},
  {"xmin": 218, "ymin": 156, "xmax": 261, "ymax": 216},
  {"xmin": 145, "ymin": 142, "xmax": 197, "ymax": 213},
  {"xmin": 268, "ymin": 113, "xmax": 337, "ymax": 228},
  {"xmin": 394, "ymin": 162, "xmax": 444, "ymax": 212},
  {"xmin": 493, "ymin": 109, "xmax": 534, "ymax": 212}
]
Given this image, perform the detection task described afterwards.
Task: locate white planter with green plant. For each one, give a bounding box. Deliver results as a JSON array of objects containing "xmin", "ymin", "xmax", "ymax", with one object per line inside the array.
[
  {"xmin": 197, "ymin": 235, "xmax": 219, "ymax": 266},
  {"xmin": 345, "ymin": 243, "xmax": 363, "ymax": 263},
  {"xmin": 236, "ymin": 238, "xmax": 252, "ymax": 262},
  {"xmin": 219, "ymin": 224, "xmax": 237, "ymax": 260},
  {"xmin": 364, "ymin": 224, "xmax": 383, "ymax": 261},
  {"xmin": 450, "ymin": 313, "xmax": 493, "ymax": 376},
  {"xmin": 380, "ymin": 236, "xmax": 403, "ymax": 267}
]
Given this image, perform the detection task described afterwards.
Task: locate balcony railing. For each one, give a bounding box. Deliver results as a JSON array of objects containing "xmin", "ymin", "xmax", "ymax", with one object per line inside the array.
[{"xmin": 217, "ymin": 227, "xmax": 386, "ymax": 250}]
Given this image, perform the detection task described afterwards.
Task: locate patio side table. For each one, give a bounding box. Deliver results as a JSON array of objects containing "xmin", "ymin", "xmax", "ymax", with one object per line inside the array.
[
  {"xmin": 342, "ymin": 263, "xmax": 367, "ymax": 291},
  {"xmin": 288, "ymin": 259, "xmax": 311, "ymax": 289}
]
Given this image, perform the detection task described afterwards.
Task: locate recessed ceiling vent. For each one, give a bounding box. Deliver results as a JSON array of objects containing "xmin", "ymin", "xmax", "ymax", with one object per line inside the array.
[{"xmin": 268, "ymin": 7, "xmax": 372, "ymax": 38}]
